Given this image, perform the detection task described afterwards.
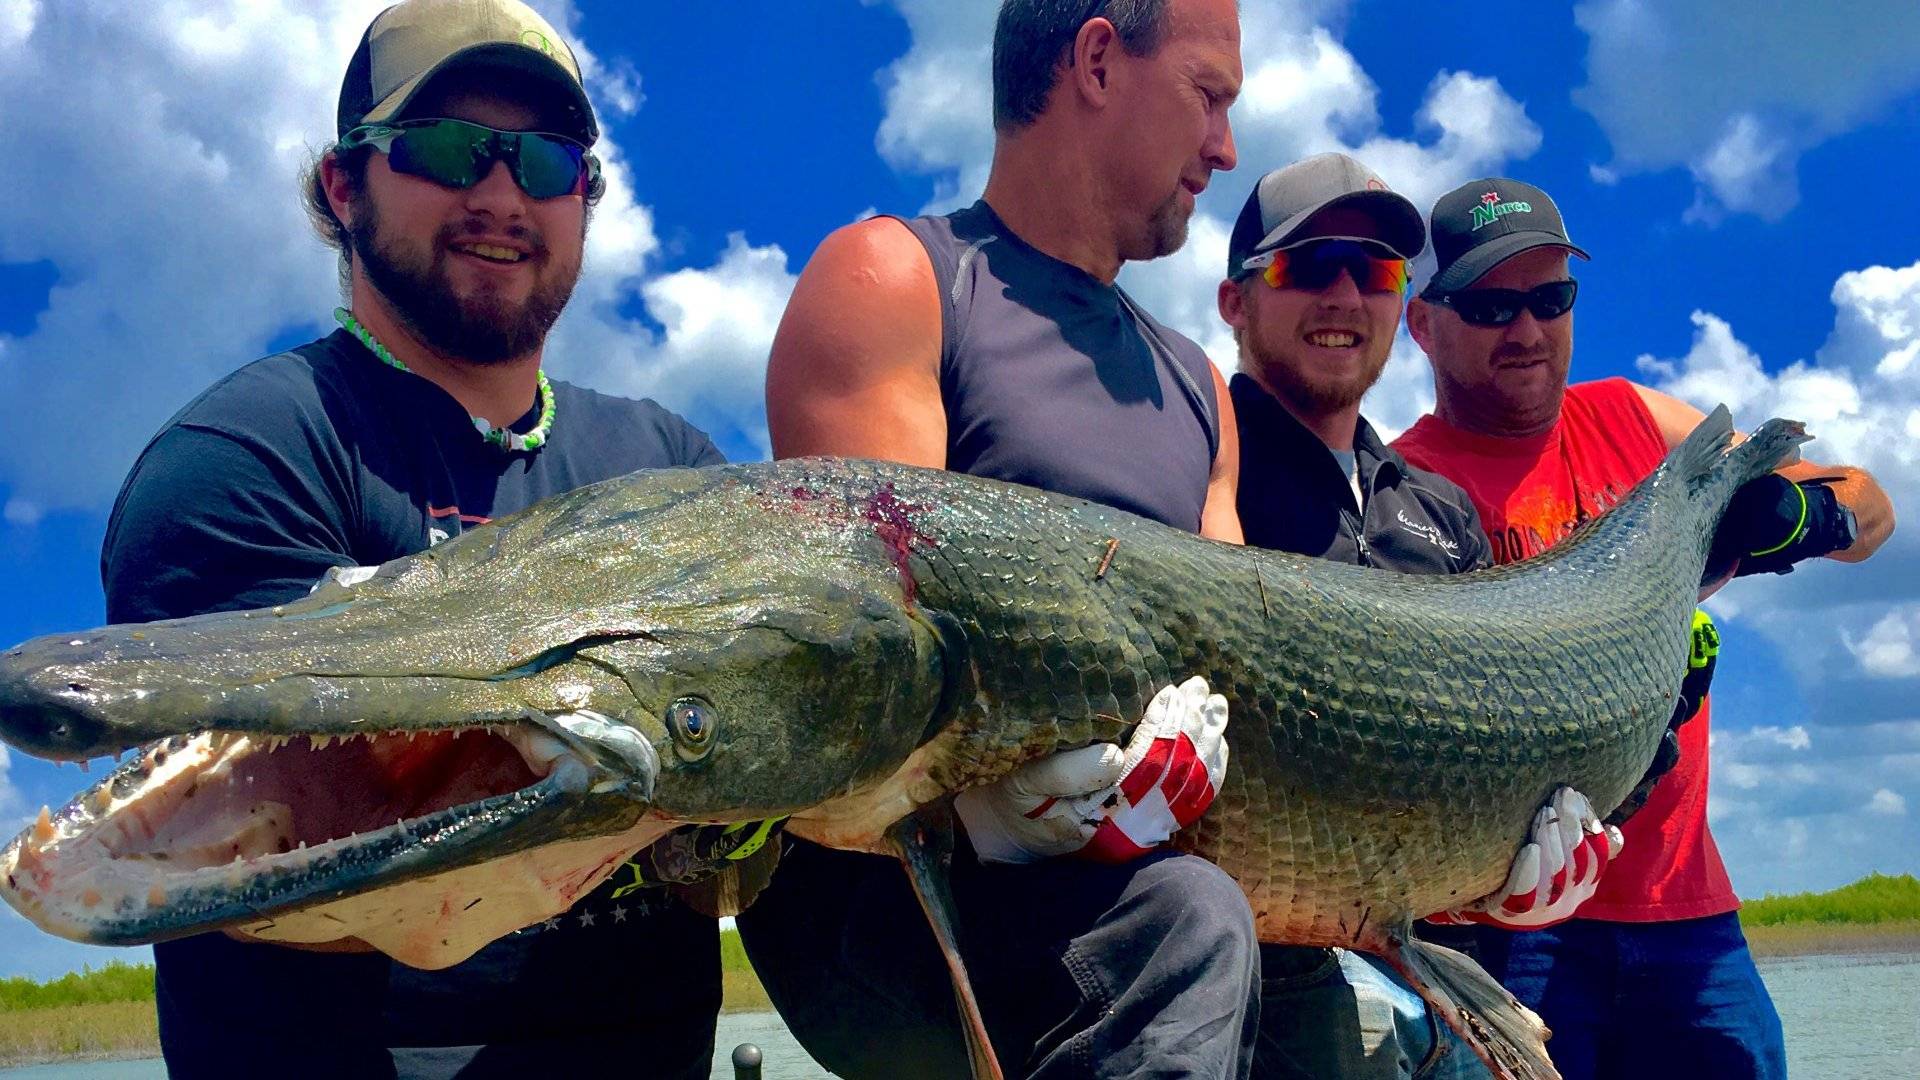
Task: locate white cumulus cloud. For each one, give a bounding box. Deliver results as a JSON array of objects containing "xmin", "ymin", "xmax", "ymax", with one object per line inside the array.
[
  {"xmin": 1634, "ymin": 262, "xmax": 1920, "ymax": 657},
  {"xmin": 1845, "ymin": 607, "xmax": 1920, "ymax": 679},
  {"xmin": 1867, "ymin": 788, "xmax": 1907, "ymax": 817},
  {"xmin": 1574, "ymin": 0, "xmax": 1920, "ymax": 221},
  {"xmin": 1640, "ymin": 259, "xmax": 1920, "ymax": 894},
  {"xmin": 0, "ymin": 1, "xmax": 793, "ymax": 517},
  {"xmin": 553, "ymin": 233, "xmax": 797, "ymax": 457},
  {"xmin": 0, "ymin": 745, "xmax": 21, "ymax": 827}
]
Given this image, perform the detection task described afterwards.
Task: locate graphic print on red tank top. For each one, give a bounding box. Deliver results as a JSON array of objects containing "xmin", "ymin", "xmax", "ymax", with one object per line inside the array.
[{"xmin": 1393, "ymin": 377, "xmax": 1740, "ymax": 922}]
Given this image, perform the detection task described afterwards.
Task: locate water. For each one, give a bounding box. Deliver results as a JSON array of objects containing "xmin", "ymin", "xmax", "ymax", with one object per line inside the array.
[
  {"xmin": 1760, "ymin": 953, "xmax": 1920, "ymax": 1080},
  {"xmin": 4, "ymin": 953, "xmax": 1913, "ymax": 1078}
]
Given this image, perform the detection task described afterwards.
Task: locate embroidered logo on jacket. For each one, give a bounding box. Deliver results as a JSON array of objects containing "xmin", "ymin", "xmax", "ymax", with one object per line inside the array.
[{"xmin": 1396, "ymin": 508, "xmax": 1463, "ymax": 560}]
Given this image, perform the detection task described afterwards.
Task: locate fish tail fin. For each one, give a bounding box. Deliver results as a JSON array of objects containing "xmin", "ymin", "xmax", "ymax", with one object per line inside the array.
[
  {"xmin": 1375, "ymin": 929, "xmax": 1560, "ymax": 1080},
  {"xmin": 1679, "ymin": 405, "xmax": 1811, "ymax": 501}
]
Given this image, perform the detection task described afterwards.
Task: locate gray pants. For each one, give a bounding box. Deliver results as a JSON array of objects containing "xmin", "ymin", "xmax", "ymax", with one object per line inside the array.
[
  {"xmin": 737, "ymin": 838, "xmax": 1261, "ymax": 1079},
  {"xmin": 1255, "ymin": 946, "xmax": 1489, "ymax": 1080}
]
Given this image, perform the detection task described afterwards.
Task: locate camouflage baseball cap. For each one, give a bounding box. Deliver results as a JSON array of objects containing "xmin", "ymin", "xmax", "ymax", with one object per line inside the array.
[{"xmin": 337, "ymin": 0, "xmax": 598, "ymax": 145}]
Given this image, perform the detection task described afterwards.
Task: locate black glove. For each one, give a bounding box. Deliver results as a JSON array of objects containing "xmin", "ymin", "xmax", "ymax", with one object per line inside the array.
[
  {"xmin": 1706, "ymin": 475, "xmax": 1856, "ymax": 581},
  {"xmin": 608, "ymin": 818, "xmax": 786, "ymax": 896},
  {"xmin": 1607, "ymin": 610, "xmax": 1719, "ymax": 827}
]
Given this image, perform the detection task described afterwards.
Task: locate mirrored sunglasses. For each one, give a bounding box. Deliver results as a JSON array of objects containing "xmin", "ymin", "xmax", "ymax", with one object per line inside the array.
[
  {"xmin": 339, "ymin": 118, "xmax": 599, "ymax": 201},
  {"xmin": 1243, "ymin": 239, "xmax": 1411, "ymax": 295},
  {"xmin": 1428, "ymin": 280, "xmax": 1580, "ymax": 327}
]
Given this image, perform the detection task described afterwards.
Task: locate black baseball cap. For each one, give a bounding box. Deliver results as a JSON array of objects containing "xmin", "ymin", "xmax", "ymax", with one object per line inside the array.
[
  {"xmin": 1225, "ymin": 153, "xmax": 1425, "ymax": 281},
  {"xmin": 337, "ymin": 0, "xmax": 599, "ymax": 146},
  {"xmin": 1423, "ymin": 178, "xmax": 1588, "ymax": 296}
]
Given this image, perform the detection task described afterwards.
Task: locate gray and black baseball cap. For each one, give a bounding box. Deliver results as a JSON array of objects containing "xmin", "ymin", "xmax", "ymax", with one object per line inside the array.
[
  {"xmin": 1225, "ymin": 153, "xmax": 1426, "ymax": 280},
  {"xmin": 1423, "ymin": 178, "xmax": 1588, "ymax": 296},
  {"xmin": 337, "ymin": 0, "xmax": 598, "ymax": 145}
]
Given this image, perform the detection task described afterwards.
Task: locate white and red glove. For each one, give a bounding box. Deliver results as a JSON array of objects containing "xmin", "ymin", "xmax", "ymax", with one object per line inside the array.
[
  {"xmin": 1430, "ymin": 787, "xmax": 1623, "ymax": 929},
  {"xmin": 954, "ymin": 677, "xmax": 1229, "ymax": 865}
]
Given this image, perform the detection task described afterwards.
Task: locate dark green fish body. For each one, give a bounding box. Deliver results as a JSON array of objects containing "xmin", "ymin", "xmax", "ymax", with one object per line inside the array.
[{"xmin": 0, "ymin": 408, "xmax": 1803, "ymax": 1077}]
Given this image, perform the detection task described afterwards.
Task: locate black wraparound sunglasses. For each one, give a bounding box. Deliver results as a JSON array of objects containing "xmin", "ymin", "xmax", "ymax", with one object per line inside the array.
[
  {"xmin": 338, "ymin": 118, "xmax": 599, "ymax": 200},
  {"xmin": 1425, "ymin": 280, "xmax": 1579, "ymax": 327}
]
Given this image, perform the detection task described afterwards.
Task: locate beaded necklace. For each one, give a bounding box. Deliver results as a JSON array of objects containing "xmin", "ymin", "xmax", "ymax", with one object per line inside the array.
[{"xmin": 334, "ymin": 307, "xmax": 555, "ymax": 453}]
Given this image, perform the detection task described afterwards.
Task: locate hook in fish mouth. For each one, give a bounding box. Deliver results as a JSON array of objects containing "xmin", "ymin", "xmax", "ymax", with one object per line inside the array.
[{"xmin": 1, "ymin": 711, "xmax": 667, "ymax": 970}]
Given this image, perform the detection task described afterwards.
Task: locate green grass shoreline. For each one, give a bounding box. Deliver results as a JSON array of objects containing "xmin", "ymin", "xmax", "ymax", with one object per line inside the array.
[{"xmin": 4, "ymin": 874, "xmax": 1915, "ymax": 1069}]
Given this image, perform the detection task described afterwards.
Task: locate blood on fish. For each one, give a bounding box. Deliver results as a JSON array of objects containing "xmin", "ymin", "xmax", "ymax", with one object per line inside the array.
[{"xmin": 861, "ymin": 483, "xmax": 936, "ymax": 602}]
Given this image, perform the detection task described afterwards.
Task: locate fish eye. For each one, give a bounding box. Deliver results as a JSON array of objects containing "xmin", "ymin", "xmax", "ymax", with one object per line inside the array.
[{"xmin": 667, "ymin": 697, "xmax": 716, "ymax": 762}]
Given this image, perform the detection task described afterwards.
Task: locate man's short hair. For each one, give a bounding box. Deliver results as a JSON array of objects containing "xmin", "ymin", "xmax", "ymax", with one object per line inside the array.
[{"xmin": 992, "ymin": 0, "xmax": 1171, "ymax": 132}]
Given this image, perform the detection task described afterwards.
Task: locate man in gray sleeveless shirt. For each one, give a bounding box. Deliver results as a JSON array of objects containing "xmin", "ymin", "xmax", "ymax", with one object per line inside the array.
[{"xmin": 741, "ymin": 1, "xmax": 1258, "ymax": 1077}]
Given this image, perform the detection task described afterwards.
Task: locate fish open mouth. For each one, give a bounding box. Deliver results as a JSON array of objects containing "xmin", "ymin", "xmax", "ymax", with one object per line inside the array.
[{"xmin": 3, "ymin": 719, "xmax": 670, "ymax": 969}]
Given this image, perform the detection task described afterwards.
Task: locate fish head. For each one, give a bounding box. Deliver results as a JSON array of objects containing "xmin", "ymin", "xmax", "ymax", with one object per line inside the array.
[{"xmin": 0, "ymin": 462, "xmax": 952, "ymax": 967}]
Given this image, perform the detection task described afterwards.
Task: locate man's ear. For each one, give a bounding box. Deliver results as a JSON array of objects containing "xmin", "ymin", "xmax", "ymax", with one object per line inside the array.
[
  {"xmin": 1070, "ymin": 18, "xmax": 1118, "ymax": 103},
  {"xmin": 1407, "ymin": 296, "xmax": 1435, "ymax": 354},
  {"xmin": 320, "ymin": 151, "xmax": 358, "ymax": 230},
  {"xmin": 1217, "ymin": 278, "xmax": 1249, "ymax": 330}
]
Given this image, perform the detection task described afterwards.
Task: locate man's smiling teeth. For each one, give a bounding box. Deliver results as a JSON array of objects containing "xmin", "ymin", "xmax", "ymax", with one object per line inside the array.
[
  {"xmin": 1307, "ymin": 331, "xmax": 1358, "ymax": 348},
  {"xmin": 454, "ymin": 243, "xmax": 526, "ymax": 263}
]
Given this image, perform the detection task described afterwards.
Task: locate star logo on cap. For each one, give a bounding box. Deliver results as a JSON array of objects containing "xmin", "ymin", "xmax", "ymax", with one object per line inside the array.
[{"xmin": 1482, "ymin": 191, "xmax": 1500, "ymax": 205}]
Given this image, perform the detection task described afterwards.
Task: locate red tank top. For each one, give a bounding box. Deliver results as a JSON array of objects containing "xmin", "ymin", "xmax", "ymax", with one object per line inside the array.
[{"xmin": 1393, "ymin": 378, "xmax": 1739, "ymax": 922}]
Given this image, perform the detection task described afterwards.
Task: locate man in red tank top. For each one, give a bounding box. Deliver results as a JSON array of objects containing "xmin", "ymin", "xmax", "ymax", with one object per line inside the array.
[{"xmin": 1393, "ymin": 178, "xmax": 1896, "ymax": 1080}]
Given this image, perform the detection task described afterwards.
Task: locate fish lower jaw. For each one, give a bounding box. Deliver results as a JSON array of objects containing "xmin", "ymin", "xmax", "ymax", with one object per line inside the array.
[
  {"xmin": 1, "ymin": 720, "xmax": 614, "ymax": 958},
  {"xmin": 226, "ymin": 816, "xmax": 674, "ymax": 969}
]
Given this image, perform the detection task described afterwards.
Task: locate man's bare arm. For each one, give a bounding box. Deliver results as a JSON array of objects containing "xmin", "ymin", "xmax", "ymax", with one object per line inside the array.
[
  {"xmin": 765, "ymin": 217, "xmax": 946, "ymax": 466},
  {"xmin": 1634, "ymin": 382, "xmax": 1895, "ymax": 561},
  {"xmin": 1199, "ymin": 364, "xmax": 1244, "ymax": 544}
]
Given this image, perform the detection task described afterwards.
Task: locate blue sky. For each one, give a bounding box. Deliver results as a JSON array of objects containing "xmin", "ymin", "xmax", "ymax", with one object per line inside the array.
[{"xmin": 2, "ymin": 0, "xmax": 1918, "ymax": 979}]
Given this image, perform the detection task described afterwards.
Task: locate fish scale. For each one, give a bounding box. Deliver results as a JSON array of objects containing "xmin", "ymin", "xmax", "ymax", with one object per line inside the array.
[{"xmin": 883, "ymin": 463, "xmax": 1680, "ymax": 937}]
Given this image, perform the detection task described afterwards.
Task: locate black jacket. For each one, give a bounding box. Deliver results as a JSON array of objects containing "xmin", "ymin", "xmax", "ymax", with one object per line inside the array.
[
  {"xmin": 1231, "ymin": 373, "xmax": 1492, "ymax": 573},
  {"xmin": 1231, "ymin": 372, "xmax": 1493, "ymax": 967},
  {"xmin": 103, "ymin": 331, "xmax": 727, "ymax": 1078}
]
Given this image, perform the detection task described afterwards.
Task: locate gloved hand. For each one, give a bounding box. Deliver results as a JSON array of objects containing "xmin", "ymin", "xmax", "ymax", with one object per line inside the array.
[
  {"xmin": 954, "ymin": 677, "xmax": 1229, "ymax": 865},
  {"xmin": 1707, "ymin": 474, "xmax": 1855, "ymax": 581},
  {"xmin": 1607, "ymin": 610, "xmax": 1719, "ymax": 827},
  {"xmin": 1430, "ymin": 787, "xmax": 1622, "ymax": 929},
  {"xmin": 608, "ymin": 818, "xmax": 786, "ymax": 897}
]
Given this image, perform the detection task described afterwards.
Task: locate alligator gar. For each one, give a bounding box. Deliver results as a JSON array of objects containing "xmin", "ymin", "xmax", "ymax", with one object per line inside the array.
[{"xmin": 0, "ymin": 407, "xmax": 1802, "ymax": 1078}]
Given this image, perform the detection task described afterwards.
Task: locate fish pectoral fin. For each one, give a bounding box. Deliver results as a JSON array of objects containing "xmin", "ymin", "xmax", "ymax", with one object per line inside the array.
[
  {"xmin": 885, "ymin": 802, "xmax": 1005, "ymax": 1080},
  {"xmin": 1366, "ymin": 923, "xmax": 1558, "ymax": 1080}
]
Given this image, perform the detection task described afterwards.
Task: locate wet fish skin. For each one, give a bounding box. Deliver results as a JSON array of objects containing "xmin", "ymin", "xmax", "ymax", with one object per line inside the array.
[{"xmin": 0, "ymin": 408, "xmax": 1805, "ymax": 1077}]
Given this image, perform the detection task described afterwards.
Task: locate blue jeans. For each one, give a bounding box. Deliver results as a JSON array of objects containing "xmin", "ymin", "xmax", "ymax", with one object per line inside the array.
[
  {"xmin": 1255, "ymin": 947, "xmax": 1489, "ymax": 1079},
  {"xmin": 1476, "ymin": 912, "xmax": 1786, "ymax": 1080}
]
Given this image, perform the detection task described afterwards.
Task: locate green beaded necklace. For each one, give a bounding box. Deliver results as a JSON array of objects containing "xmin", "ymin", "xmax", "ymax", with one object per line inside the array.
[{"xmin": 334, "ymin": 307, "xmax": 556, "ymax": 453}]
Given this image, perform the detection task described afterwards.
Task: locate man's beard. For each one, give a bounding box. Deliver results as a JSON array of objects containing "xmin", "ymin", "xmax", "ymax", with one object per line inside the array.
[
  {"xmin": 1125, "ymin": 187, "xmax": 1193, "ymax": 262},
  {"xmin": 347, "ymin": 192, "xmax": 580, "ymax": 365},
  {"xmin": 1238, "ymin": 324, "xmax": 1389, "ymax": 414}
]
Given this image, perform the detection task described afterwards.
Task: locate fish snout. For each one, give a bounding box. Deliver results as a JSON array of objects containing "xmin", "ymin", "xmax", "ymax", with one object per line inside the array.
[{"xmin": 0, "ymin": 644, "xmax": 119, "ymax": 760}]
